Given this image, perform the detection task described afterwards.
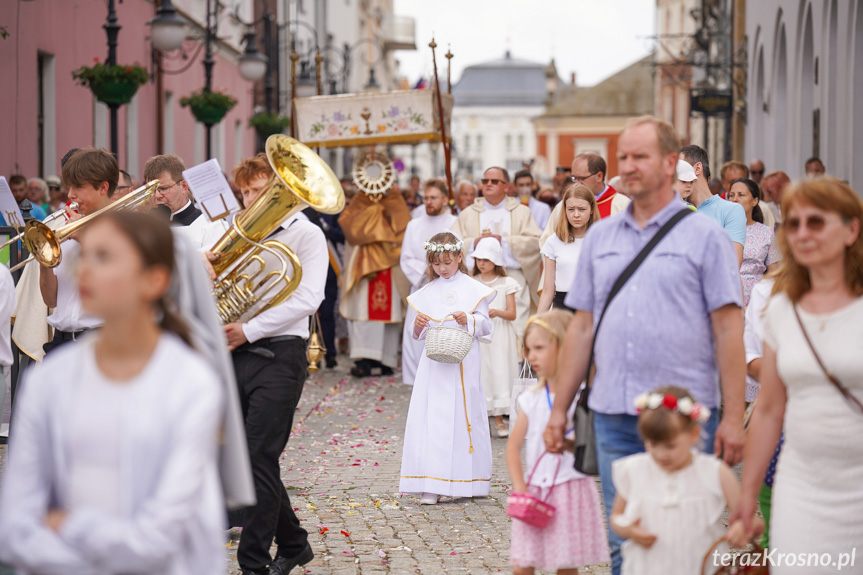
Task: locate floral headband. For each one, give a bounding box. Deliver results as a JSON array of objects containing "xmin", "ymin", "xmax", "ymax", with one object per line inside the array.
[
  {"xmin": 633, "ymin": 392, "xmax": 711, "ymax": 424},
  {"xmin": 424, "ymin": 240, "xmax": 463, "ymax": 254}
]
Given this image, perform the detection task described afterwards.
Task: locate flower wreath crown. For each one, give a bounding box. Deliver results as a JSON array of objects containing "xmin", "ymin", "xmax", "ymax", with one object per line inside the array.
[
  {"xmin": 633, "ymin": 392, "xmax": 711, "ymax": 424},
  {"xmin": 424, "ymin": 240, "xmax": 463, "ymax": 254}
]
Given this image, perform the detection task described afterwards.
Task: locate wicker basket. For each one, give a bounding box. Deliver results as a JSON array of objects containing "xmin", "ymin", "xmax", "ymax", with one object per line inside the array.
[{"xmin": 425, "ymin": 315, "xmax": 473, "ymax": 364}]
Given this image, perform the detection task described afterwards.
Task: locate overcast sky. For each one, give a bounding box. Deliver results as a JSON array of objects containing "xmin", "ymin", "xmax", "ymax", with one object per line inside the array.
[{"xmin": 392, "ymin": 0, "xmax": 657, "ymax": 88}]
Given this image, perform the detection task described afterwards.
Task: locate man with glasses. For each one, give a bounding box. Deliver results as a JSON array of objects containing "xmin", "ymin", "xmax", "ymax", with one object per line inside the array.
[
  {"xmin": 143, "ymin": 154, "xmax": 201, "ymax": 226},
  {"xmin": 749, "ymin": 159, "xmax": 765, "ymax": 185},
  {"xmin": 451, "ymin": 166, "xmax": 541, "ymax": 344},
  {"xmin": 400, "ymin": 179, "xmax": 457, "ymax": 386},
  {"xmin": 540, "ymin": 152, "xmax": 629, "ymax": 246},
  {"xmin": 114, "ymin": 169, "xmax": 135, "ymax": 200}
]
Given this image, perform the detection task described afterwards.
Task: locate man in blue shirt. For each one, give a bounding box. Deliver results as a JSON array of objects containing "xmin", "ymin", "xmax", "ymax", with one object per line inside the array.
[
  {"xmin": 679, "ymin": 145, "xmax": 745, "ymax": 266},
  {"xmin": 546, "ymin": 117, "xmax": 746, "ymax": 575}
]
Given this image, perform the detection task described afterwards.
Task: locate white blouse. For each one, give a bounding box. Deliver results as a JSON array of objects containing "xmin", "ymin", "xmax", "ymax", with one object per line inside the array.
[
  {"xmin": 540, "ymin": 234, "xmax": 584, "ymax": 292},
  {"xmin": 517, "ymin": 385, "xmax": 584, "ymax": 490}
]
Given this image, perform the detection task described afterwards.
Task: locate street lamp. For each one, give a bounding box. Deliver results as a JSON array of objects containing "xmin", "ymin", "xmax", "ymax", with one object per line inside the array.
[
  {"xmin": 238, "ymin": 31, "xmax": 268, "ymax": 83},
  {"xmin": 148, "ymin": 0, "xmax": 186, "ymax": 53}
]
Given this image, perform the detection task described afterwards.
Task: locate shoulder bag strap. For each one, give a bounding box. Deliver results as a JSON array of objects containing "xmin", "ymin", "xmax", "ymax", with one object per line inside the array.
[
  {"xmin": 792, "ymin": 305, "xmax": 863, "ymax": 414},
  {"xmin": 580, "ymin": 207, "xmax": 692, "ymax": 401}
]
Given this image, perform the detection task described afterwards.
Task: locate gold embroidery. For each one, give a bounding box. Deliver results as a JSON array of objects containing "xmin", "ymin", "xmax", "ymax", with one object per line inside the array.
[
  {"xmin": 370, "ymin": 277, "xmax": 389, "ymax": 311},
  {"xmin": 400, "ymin": 476, "xmax": 491, "ymax": 483}
]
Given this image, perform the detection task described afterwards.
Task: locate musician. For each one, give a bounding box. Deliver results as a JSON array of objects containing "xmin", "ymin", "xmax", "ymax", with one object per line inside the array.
[
  {"xmin": 142, "ymin": 154, "xmax": 202, "ymax": 225},
  {"xmin": 39, "ymin": 148, "xmax": 116, "ymax": 355},
  {"xmin": 219, "ymin": 153, "xmax": 327, "ymax": 575}
]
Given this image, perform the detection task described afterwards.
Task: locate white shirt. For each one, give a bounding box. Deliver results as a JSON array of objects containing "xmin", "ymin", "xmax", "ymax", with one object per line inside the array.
[
  {"xmin": 528, "ymin": 197, "xmax": 551, "ymax": 230},
  {"xmin": 240, "ymin": 216, "xmax": 328, "ymax": 343},
  {"xmin": 67, "ymin": 356, "xmax": 128, "ymax": 516},
  {"xmin": 46, "ymin": 241, "xmax": 103, "ymax": 332},
  {"xmin": 410, "ymin": 204, "xmax": 425, "ymax": 219},
  {"xmin": 0, "ymin": 266, "xmax": 14, "ymax": 366},
  {"xmin": 474, "ymin": 200, "xmax": 520, "ymax": 268},
  {"xmin": 518, "ymin": 386, "xmax": 583, "ymax": 489},
  {"xmin": 400, "ymin": 211, "xmax": 457, "ymax": 289},
  {"xmin": 540, "ymin": 234, "xmax": 585, "ymax": 292}
]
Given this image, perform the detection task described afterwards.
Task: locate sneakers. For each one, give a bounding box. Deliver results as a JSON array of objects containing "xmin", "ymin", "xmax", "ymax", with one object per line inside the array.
[{"xmin": 420, "ymin": 493, "xmax": 439, "ymax": 505}]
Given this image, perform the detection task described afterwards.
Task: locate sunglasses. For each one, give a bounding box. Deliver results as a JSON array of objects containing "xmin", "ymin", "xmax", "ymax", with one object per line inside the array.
[
  {"xmin": 784, "ymin": 214, "xmax": 827, "ymax": 233},
  {"xmin": 480, "ymin": 178, "xmax": 504, "ymax": 186},
  {"xmin": 750, "ymin": 170, "xmax": 764, "ymax": 175}
]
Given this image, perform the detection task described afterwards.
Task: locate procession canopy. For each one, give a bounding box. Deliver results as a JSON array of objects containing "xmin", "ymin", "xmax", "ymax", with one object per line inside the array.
[{"xmin": 294, "ymin": 89, "xmax": 453, "ymax": 148}]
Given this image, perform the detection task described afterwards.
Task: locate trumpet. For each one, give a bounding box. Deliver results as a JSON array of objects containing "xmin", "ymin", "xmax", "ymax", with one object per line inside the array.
[
  {"xmin": 10, "ymin": 180, "xmax": 159, "ymax": 272},
  {"xmin": 0, "ymin": 202, "xmax": 79, "ymax": 251},
  {"xmin": 210, "ymin": 135, "xmax": 344, "ymax": 324}
]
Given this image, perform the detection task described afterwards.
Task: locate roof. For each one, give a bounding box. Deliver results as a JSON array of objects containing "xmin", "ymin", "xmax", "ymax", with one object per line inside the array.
[
  {"xmin": 541, "ymin": 54, "xmax": 655, "ymax": 117},
  {"xmin": 452, "ymin": 51, "xmax": 555, "ymax": 107}
]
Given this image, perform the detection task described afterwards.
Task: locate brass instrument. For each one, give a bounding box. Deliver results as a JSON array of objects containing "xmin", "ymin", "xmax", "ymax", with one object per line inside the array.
[
  {"xmin": 210, "ymin": 135, "xmax": 344, "ymax": 325},
  {"xmin": 10, "ymin": 181, "xmax": 160, "ymax": 272},
  {"xmin": 0, "ymin": 202, "xmax": 79, "ymax": 251}
]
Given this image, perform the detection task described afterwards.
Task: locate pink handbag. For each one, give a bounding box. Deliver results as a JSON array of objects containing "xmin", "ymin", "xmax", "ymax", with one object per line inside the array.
[{"xmin": 506, "ymin": 452, "xmax": 561, "ymax": 528}]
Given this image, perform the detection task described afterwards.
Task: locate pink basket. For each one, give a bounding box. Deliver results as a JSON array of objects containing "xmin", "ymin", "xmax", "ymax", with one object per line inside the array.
[{"xmin": 506, "ymin": 452, "xmax": 561, "ymax": 528}]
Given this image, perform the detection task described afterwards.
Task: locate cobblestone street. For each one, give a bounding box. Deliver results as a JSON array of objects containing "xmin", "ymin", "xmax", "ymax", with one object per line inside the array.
[
  {"xmin": 225, "ymin": 360, "xmax": 611, "ymax": 575},
  {"xmin": 0, "ymin": 358, "xmax": 612, "ymax": 575}
]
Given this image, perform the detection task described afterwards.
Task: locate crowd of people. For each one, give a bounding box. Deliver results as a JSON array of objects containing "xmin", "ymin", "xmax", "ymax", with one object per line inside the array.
[{"xmin": 0, "ymin": 114, "xmax": 861, "ymax": 575}]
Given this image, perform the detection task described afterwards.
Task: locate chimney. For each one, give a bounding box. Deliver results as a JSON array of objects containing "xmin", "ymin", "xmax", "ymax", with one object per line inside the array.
[{"xmin": 570, "ymin": 72, "xmax": 576, "ymax": 86}]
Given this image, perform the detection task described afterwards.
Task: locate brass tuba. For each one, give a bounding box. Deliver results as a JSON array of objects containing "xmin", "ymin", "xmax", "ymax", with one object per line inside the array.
[
  {"xmin": 209, "ymin": 135, "xmax": 344, "ymax": 324},
  {"xmin": 10, "ymin": 181, "xmax": 160, "ymax": 272}
]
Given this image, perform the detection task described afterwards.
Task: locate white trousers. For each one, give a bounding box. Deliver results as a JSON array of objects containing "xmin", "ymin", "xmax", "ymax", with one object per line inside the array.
[{"xmin": 348, "ymin": 320, "xmax": 401, "ymax": 368}]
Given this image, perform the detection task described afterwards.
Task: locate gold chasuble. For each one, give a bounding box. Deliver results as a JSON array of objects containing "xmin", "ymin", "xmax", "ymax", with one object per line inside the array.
[{"xmin": 338, "ymin": 192, "xmax": 411, "ymax": 322}]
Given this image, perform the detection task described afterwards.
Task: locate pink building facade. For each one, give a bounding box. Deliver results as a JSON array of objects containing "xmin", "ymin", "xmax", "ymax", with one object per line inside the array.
[{"xmin": 1, "ymin": 0, "xmax": 257, "ymax": 182}]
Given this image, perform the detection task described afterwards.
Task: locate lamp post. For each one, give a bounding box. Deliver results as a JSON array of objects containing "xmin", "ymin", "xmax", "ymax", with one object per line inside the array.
[{"xmin": 104, "ymin": 0, "xmax": 121, "ymax": 157}]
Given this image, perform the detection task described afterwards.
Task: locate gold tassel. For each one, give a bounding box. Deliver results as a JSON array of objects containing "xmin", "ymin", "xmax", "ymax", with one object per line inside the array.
[{"xmin": 459, "ymin": 363, "xmax": 474, "ymax": 454}]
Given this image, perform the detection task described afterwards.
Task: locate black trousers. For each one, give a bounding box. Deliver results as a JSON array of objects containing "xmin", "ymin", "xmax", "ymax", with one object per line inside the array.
[
  {"xmin": 552, "ymin": 291, "xmax": 575, "ymax": 312},
  {"xmin": 318, "ymin": 266, "xmax": 338, "ymax": 362},
  {"xmin": 42, "ymin": 328, "xmax": 91, "ymax": 357},
  {"xmin": 231, "ymin": 338, "xmax": 309, "ymax": 570}
]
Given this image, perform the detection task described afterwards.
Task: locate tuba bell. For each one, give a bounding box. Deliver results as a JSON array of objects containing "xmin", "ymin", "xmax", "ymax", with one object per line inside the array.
[{"xmin": 209, "ymin": 135, "xmax": 344, "ymax": 325}]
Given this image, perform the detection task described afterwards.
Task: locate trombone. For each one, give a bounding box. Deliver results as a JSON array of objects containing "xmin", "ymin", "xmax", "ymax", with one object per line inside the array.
[
  {"xmin": 9, "ymin": 180, "xmax": 160, "ymax": 272},
  {"xmin": 0, "ymin": 202, "xmax": 80, "ymax": 252}
]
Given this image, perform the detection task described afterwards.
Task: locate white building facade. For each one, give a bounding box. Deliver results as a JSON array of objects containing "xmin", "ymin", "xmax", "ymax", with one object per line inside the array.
[
  {"xmin": 450, "ymin": 53, "xmax": 554, "ymax": 181},
  {"xmin": 747, "ymin": 0, "xmax": 863, "ymax": 188}
]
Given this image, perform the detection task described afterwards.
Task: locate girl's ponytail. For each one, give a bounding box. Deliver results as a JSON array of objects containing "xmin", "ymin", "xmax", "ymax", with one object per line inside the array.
[{"xmin": 157, "ymin": 297, "xmax": 195, "ymax": 348}]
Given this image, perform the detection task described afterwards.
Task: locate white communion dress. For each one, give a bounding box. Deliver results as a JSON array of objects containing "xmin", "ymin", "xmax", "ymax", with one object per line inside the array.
[
  {"xmin": 399, "ymin": 271, "xmax": 496, "ymax": 497},
  {"xmin": 478, "ymin": 274, "xmax": 521, "ymax": 415},
  {"xmin": 612, "ymin": 451, "xmax": 727, "ymax": 575}
]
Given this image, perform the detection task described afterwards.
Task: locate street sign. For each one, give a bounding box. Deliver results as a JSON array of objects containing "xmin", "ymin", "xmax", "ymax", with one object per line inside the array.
[{"xmin": 690, "ymin": 91, "xmax": 732, "ymax": 115}]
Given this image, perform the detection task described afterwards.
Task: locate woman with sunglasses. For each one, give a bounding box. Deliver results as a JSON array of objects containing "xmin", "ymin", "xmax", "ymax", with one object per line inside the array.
[
  {"xmin": 732, "ymin": 177, "xmax": 863, "ymax": 571},
  {"xmin": 727, "ymin": 178, "xmax": 781, "ymax": 308}
]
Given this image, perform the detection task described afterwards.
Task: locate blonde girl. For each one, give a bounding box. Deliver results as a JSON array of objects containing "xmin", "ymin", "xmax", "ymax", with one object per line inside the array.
[
  {"xmin": 472, "ymin": 237, "xmax": 521, "ymax": 437},
  {"xmin": 537, "ymin": 184, "xmax": 601, "ymax": 312},
  {"xmin": 506, "ymin": 310, "xmax": 609, "ymax": 574},
  {"xmin": 399, "ymin": 232, "xmax": 496, "ymax": 505}
]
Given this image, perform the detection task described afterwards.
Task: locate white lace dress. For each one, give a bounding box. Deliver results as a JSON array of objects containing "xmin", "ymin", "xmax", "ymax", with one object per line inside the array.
[
  {"xmin": 478, "ymin": 275, "xmax": 521, "ymax": 415},
  {"xmin": 612, "ymin": 451, "xmax": 727, "ymax": 575}
]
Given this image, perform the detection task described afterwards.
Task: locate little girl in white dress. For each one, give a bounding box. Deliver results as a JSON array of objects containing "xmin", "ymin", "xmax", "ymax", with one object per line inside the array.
[
  {"xmin": 473, "ymin": 237, "xmax": 521, "ymax": 437},
  {"xmin": 610, "ymin": 386, "xmax": 754, "ymax": 575}
]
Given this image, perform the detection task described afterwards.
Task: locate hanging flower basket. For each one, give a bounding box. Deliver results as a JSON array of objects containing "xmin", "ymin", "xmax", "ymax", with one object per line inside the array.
[
  {"xmin": 248, "ymin": 112, "xmax": 290, "ymax": 139},
  {"xmin": 180, "ymin": 89, "xmax": 237, "ymax": 126},
  {"xmin": 72, "ymin": 60, "xmax": 149, "ymax": 105}
]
